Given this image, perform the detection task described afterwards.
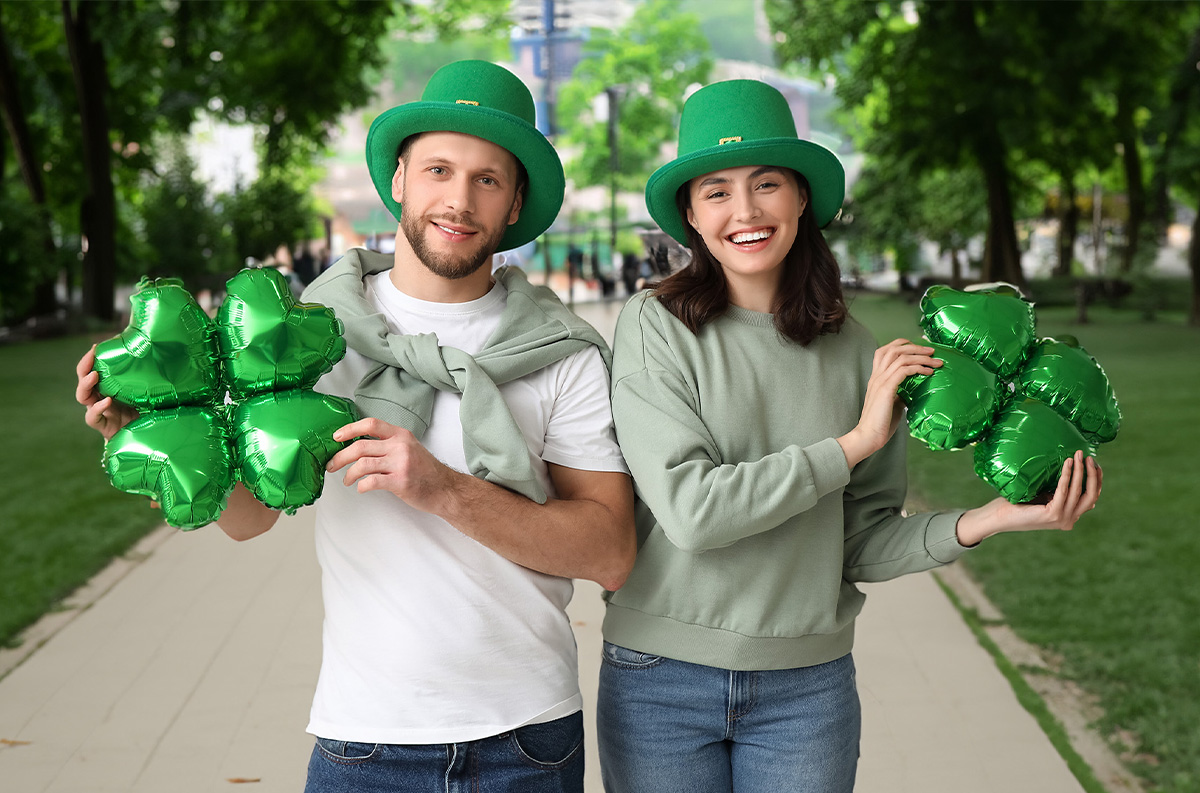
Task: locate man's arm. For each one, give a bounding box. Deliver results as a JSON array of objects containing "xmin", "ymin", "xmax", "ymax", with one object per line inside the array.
[{"xmin": 326, "ymin": 417, "xmax": 637, "ymax": 591}]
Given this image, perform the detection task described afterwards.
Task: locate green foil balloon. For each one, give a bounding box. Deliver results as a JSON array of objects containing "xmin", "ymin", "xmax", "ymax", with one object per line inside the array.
[
  {"xmin": 94, "ymin": 277, "xmax": 221, "ymax": 409},
  {"xmin": 216, "ymin": 267, "xmax": 347, "ymax": 398},
  {"xmin": 231, "ymin": 390, "xmax": 360, "ymax": 513},
  {"xmin": 973, "ymin": 400, "xmax": 1096, "ymax": 504},
  {"xmin": 103, "ymin": 407, "xmax": 235, "ymax": 529},
  {"xmin": 919, "ymin": 284, "xmax": 1036, "ymax": 378},
  {"xmin": 897, "ymin": 343, "xmax": 1000, "ymax": 451},
  {"xmin": 1015, "ymin": 337, "xmax": 1121, "ymax": 443},
  {"xmin": 93, "ymin": 267, "xmax": 355, "ymax": 528}
]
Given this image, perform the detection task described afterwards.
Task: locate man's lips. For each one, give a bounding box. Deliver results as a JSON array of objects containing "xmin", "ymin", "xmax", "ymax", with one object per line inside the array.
[{"xmin": 430, "ymin": 220, "xmax": 480, "ymax": 239}]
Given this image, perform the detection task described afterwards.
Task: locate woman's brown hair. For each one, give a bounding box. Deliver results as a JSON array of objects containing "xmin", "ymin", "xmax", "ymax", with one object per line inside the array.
[{"xmin": 653, "ymin": 170, "xmax": 848, "ymax": 345}]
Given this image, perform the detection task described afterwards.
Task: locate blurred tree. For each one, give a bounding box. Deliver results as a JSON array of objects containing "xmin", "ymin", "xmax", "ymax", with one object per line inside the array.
[
  {"xmin": 767, "ymin": 0, "xmax": 1200, "ymax": 289},
  {"xmin": 222, "ymin": 157, "xmax": 323, "ymax": 268},
  {"xmin": 1, "ymin": 0, "xmax": 396, "ymax": 326},
  {"xmin": 138, "ymin": 140, "xmax": 227, "ymax": 289},
  {"xmin": 556, "ymin": 0, "xmax": 713, "ymax": 193}
]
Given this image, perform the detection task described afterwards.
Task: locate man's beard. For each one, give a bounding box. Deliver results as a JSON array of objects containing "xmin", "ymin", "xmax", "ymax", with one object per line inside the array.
[{"xmin": 400, "ymin": 207, "xmax": 511, "ymax": 281}]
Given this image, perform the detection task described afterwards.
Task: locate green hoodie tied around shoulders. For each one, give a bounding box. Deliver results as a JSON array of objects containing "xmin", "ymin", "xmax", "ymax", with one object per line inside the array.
[{"xmin": 302, "ymin": 248, "xmax": 611, "ymax": 505}]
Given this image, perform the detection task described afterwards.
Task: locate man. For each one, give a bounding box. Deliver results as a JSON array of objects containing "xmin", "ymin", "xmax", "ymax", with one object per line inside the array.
[{"xmin": 77, "ymin": 60, "xmax": 636, "ymax": 792}]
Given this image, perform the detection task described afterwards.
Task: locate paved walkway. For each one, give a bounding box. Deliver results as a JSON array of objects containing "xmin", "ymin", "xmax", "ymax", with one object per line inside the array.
[{"xmin": 0, "ymin": 299, "xmax": 1088, "ymax": 792}]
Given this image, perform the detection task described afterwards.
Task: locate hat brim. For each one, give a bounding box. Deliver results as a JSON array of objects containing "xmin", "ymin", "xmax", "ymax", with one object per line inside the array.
[
  {"xmin": 366, "ymin": 102, "xmax": 565, "ymax": 251},
  {"xmin": 645, "ymin": 138, "xmax": 845, "ymax": 246}
]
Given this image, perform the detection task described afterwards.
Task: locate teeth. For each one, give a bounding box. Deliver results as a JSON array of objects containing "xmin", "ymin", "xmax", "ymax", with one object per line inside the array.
[
  {"xmin": 730, "ymin": 229, "xmax": 772, "ymax": 244},
  {"xmin": 436, "ymin": 223, "xmax": 466, "ymax": 235}
]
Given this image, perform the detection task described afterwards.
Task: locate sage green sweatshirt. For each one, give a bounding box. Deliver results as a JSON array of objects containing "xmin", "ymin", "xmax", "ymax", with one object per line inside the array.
[{"xmin": 602, "ymin": 292, "xmax": 969, "ymax": 671}]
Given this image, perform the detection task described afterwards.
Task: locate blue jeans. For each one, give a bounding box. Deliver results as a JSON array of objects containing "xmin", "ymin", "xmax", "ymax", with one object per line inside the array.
[
  {"xmin": 304, "ymin": 711, "xmax": 584, "ymax": 793},
  {"xmin": 596, "ymin": 643, "xmax": 860, "ymax": 793}
]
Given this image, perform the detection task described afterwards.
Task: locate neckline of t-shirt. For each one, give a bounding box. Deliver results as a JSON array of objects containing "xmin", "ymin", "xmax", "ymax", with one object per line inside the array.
[
  {"xmin": 367, "ymin": 271, "xmax": 507, "ymax": 320},
  {"xmin": 723, "ymin": 304, "xmax": 776, "ymax": 328}
]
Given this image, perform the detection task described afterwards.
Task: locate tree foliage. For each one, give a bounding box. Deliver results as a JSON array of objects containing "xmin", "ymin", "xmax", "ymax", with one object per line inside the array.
[
  {"xmin": 1, "ymin": 0, "xmax": 396, "ymax": 326},
  {"xmin": 556, "ymin": 0, "xmax": 713, "ymax": 193},
  {"xmin": 767, "ymin": 0, "xmax": 1200, "ymax": 293}
]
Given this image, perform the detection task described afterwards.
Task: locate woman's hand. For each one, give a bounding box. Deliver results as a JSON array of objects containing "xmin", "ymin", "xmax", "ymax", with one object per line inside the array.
[
  {"xmin": 837, "ymin": 339, "xmax": 941, "ymax": 469},
  {"xmin": 76, "ymin": 345, "xmax": 139, "ymax": 441},
  {"xmin": 955, "ymin": 450, "xmax": 1103, "ymax": 546}
]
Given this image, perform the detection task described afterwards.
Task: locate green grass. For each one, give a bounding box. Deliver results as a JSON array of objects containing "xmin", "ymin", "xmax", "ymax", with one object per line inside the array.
[
  {"xmin": 848, "ymin": 290, "xmax": 1200, "ymax": 793},
  {"xmin": 0, "ymin": 335, "xmax": 164, "ymax": 650}
]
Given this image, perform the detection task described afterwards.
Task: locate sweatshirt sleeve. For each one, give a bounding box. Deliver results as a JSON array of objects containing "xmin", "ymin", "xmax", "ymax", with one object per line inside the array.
[
  {"xmin": 841, "ymin": 414, "xmax": 970, "ymax": 582},
  {"xmin": 610, "ymin": 296, "xmax": 851, "ymax": 554}
]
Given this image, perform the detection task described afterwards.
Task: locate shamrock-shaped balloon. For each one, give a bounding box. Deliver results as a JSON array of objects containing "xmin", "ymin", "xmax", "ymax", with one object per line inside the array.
[
  {"xmin": 93, "ymin": 278, "xmax": 222, "ymax": 409},
  {"xmin": 1014, "ymin": 337, "xmax": 1121, "ymax": 443},
  {"xmin": 896, "ymin": 342, "xmax": 999, "ymax": 451},
  {"xmin": 919, "ymin": 284, "xmax": 1036, "ymax": 378},
  {"xmin": 97, "ymin": 268, "xmax": 359, "ymax": 529},
  {"xmin": 973, "ymin": 400, "xmax": 1096, "ymax": 504},
  {"xmin": 899, "ymin": 283, "xmax": 1120, "ymax": 504}
]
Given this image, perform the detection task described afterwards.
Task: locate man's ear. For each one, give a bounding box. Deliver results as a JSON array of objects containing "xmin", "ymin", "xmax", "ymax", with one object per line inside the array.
[
  {"xmin": 391, "ymin": 157, "xmax": 405, "ymax": 203},
  {"xmin": 507, "ymin": 188, "xmax": 524, "ymax": 227}
]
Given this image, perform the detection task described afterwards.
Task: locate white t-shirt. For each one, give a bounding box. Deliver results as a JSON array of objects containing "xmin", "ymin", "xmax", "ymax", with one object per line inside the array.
[{"xmin": 306, "ymin": 271, "xmax": 627, "ymax": 744}]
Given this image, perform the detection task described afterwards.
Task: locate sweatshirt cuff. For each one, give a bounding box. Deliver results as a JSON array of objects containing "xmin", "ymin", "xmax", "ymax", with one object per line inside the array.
[
  {"xmin": 806, "ymin": 436, "xmax": 853, "ymax": 497},
  {"xmin": 925, "ymin": 510, "xmax": 971, "ymax": 564}
]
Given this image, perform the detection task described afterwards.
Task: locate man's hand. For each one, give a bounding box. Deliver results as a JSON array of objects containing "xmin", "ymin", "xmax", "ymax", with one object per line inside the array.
[
  {"xmin": 326, "ymin": 417, "xmax": 459, "ymax": 514},
  {"xmin": 76, "ymin": 345, "xmax": 139, "ymax": 441}
]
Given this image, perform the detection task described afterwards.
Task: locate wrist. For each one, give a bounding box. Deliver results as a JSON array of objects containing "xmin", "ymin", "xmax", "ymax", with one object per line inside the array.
[
  {"xmin": 836, "ymin": 428, "xmax": 871, "ymax": 470},
  {"xmin": 955, "ymin": 500, "xmax": 1002, "ymax": 547}
]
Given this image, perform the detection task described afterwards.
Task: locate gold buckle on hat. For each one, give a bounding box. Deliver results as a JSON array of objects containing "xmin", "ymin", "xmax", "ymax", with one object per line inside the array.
[
  {"xmin": 718, "ymin": 136, "xmax": 742, "ymax": 145},
  {"xmin": 456, "ymin": 100, "xmax": 480, "ymax": 106}
]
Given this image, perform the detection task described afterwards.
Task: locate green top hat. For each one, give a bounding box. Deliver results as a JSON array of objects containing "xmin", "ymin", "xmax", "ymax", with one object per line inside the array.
[
  {"xmin": 645, "ymin": 79, "xmax": 845, "ymax": 245},
  {"xmin": 365, "ymin": 60, "xmax": 565, "ymax": 251}
]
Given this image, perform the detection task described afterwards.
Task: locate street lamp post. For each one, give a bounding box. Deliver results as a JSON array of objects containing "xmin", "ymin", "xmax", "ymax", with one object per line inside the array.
[{"xmin": 605, "ymin": 86, "xmax": 622, "ymax": 287}]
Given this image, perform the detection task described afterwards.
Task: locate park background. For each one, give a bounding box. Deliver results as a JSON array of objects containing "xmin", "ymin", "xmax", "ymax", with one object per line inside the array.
[{"xmin": 1, "ymin": 2, "xmax": 1198, "ymax": 791}]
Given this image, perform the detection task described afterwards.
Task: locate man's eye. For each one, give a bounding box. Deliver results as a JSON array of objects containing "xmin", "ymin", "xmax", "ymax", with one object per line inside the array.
[
  {"xmin": 429, "ymin": 166, "xmax": 446, "ymax": 175},
  {"xmin": 479, "ymin": 177, "xmax": 496, "ymax": 186}
]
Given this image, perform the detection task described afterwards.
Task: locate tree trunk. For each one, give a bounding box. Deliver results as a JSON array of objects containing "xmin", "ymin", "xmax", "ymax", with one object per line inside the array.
[
  {"xmin": 62, "ymin": 0, "xmax": 117, "ymax": 323},
  {"xmin": 1190, "ymin": 206, "xmax": 1200, "ymax": 327},
  {"xmin": 0, "ymin": 9, "xmax": 58, "ymax": 316},
  {"xmin": 949, "ymin": 247, "xmax": 963, "ymax": 288},
  {"xmin": 1115, "ymin": 87, "xmax": 1145, "ymax": 274},
  {"xmin": 976, "ymin": 148, "xmax": 1027, "ymax": 289},
  {"xmin": 950, "ymin": 1, "xmax": 1025, "ymax": 290},
  {"xmin": 1055, "ymin": 178, "xmax": 1078, "ymax": 277}
]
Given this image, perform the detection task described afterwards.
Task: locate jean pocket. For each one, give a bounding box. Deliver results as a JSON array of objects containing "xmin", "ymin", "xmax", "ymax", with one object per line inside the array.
[
  {"xmin": 509, "ymin": 711, "xmax": 584, "ymax": 769},
  {"xmin": 601, "ymin": 641, "xmax": 664, "ymax": 670},
  {"xmin": 314, "ymin": 736, "xmax": 380, "ymax": 766}
]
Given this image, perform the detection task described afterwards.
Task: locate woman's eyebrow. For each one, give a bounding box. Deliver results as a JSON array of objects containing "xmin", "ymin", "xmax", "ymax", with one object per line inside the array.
[{"xmin": 748, "ymin": 166, "xmax": 787, "ymax": 179}]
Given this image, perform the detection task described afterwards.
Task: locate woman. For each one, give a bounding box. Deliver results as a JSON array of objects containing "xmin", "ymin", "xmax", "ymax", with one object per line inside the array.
[{"xmin": 596, "ymin": 79, "xmax": 1101, "ymax": 793}]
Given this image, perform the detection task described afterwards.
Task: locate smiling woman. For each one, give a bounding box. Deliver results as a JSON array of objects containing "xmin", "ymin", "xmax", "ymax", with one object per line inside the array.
[{"xmin": 596, "ymin": 78, "xmax": 1103, "ymax": 793}]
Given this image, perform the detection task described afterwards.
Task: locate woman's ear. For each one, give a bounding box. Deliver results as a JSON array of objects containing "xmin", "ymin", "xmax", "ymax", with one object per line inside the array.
[{"xmin": 686, "ymin": 207, "xmax": 698, "ymax": 230}]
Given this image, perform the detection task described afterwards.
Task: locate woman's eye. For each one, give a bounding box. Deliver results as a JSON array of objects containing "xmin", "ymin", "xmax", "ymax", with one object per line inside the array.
[
  {"xmin": 757, "ymin": 181, "xmax": 779, "ymax": 190},
  {"xmin": 705, "ymin": 190, "xmax": 728, "ymax": 200}
]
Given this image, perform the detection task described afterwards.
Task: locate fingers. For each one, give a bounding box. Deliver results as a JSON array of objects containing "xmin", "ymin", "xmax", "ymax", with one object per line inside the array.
[
  {"xmin": 332, "ymin": 417, "xmax": 398, "ymax": 444},
  {"xmin": 76, "ymin": 369, "xmax": 101, "ymax": 407},
  {"xmin": 76, "ymin": 345, "xmax": 96, "ymax": 379},
  {"xmin": 85, "ymin": 397, "xmax": 114, "ymax": 431},
  {"xmin": 326, "ymin": 437, "xmax": 388, "ymax": 473}
]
